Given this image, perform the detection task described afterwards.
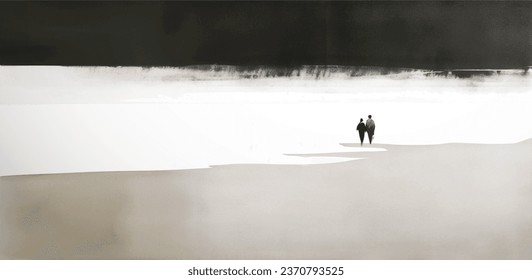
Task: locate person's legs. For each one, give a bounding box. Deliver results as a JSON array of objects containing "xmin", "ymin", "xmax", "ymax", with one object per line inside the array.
[
  {"xmin": 368, "ymin": 132, "xmax": 373, "ymax": 144},
  {"xmin": 359, "ymin": 131, "xmax": 365, "ymax": 146}
]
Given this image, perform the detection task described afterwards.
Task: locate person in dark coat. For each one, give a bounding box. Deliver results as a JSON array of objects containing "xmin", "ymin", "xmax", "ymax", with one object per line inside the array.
[
  {"xmin": 366, "ymin": 115, "xmax": 376, "ymax": 144},
  {"xmin": 356, "ymin": 118, "xmax": 366, "ymax": 146}
]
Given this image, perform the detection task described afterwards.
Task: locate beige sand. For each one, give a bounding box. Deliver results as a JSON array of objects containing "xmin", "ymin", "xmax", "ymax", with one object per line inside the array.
[{"xmin": 1, "ymin": 140, "xmax": 531, "ymax": 259}]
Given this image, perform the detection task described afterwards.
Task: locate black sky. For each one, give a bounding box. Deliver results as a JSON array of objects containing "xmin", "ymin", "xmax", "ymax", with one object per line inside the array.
[{"xmin": 0, "ymin": 1, "xmax": 531, "ymax": 69}]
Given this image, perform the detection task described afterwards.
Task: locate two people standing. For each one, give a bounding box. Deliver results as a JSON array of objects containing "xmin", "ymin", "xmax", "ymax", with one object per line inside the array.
[{"xmin": 356, "ymin": 115, "xmax": 376, "ymax": 146}]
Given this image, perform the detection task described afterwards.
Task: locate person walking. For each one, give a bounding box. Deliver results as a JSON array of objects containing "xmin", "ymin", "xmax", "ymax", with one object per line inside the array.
[
  {"xmin": 366, "ymin": 115, "xmax": 376, "ymax": 144},
  {"xmin": 356, "ymin": 118, "xmax": 366, "ymax": 146}
]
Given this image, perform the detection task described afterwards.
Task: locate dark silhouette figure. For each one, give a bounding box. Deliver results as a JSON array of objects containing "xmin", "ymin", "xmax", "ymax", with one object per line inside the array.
[
  {"xmin": 366, "ymin": 115, "xmax": 376, "ymax": 144},
  {"xmin": 356, "ymin": 118, "xmax": 366, "ymax": 146}
]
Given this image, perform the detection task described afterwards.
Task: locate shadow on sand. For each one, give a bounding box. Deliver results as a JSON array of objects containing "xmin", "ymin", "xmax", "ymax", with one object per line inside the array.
[{"xmin": 1, "ymin": 139, "xmax": 532, "ymax": 259}]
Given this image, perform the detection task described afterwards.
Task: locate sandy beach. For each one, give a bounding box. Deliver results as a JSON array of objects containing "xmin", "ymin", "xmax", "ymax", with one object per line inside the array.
[{"xmin": 1, "ymin": 139, "xmax": 531, "ymax": 259}]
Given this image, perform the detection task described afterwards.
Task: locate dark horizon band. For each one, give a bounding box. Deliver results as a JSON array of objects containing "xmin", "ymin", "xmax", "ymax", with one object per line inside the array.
[{"xmin": 1, "ymin": 1, "xmax": 531, "ymax": 69}]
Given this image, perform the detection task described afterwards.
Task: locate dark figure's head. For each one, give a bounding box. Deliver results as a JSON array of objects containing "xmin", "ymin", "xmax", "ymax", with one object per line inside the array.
[
  {"xmin": 368, "ymin": 115, "xmax": 372, "ymax": 119},
  {"xmin": 359, "ymin": 118, "xmax": 363, "ymax": 123}
]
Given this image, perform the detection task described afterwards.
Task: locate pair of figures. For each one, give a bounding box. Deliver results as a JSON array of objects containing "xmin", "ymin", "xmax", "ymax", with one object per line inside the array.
[{"xmin": 356, "ymin": 115, "xmax": 376, "ymax": 145}]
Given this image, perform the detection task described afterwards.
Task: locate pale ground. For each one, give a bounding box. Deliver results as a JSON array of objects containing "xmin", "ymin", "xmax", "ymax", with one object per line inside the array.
[
  {"xmin": 1, "ymin": 140, "xmax": 531, "ymax": 259},
  {"xmin": 1, "ymin": 67, "xmax": 531, "ymax": 259}
]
